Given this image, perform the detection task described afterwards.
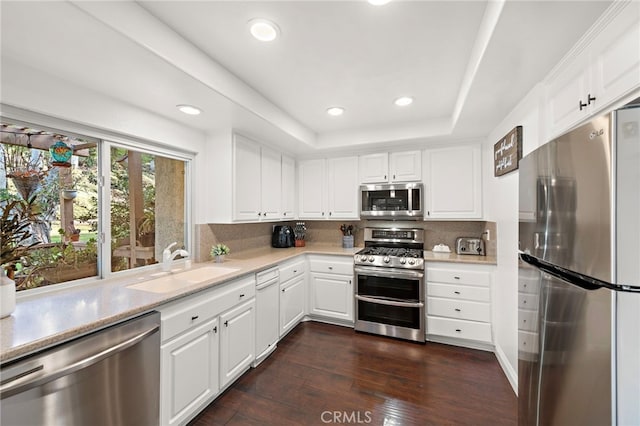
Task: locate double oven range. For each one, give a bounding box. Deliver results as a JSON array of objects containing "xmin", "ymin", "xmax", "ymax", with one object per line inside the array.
[{"xmin": 354, "ymin": 228, "xmax": 425, "ymax": 343}]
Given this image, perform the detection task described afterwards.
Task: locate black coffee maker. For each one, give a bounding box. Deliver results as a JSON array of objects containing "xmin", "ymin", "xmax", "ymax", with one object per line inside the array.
[{"xmin": 272, "ymin": 225, "xmax": 295, "ymax": 248}]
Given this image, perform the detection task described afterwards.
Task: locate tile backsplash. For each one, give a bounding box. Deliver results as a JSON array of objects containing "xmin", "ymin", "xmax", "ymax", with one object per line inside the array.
[{"xmin": 195, "ymin": 220, "xmax": 497, "ymax": 262}]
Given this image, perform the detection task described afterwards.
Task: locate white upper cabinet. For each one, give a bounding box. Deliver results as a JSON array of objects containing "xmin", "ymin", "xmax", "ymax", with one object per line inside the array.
[
  {"xmin": 545, "ymin": 2, "xmax": 640, "ymax": 139},
  {"xmin": 359, "ymin": 151, "xmax": 421, "ymax": 184},
  {"xmin": 233, "ymin": 134, "xmax": 282, "ymax": 221},
  {"xmin": 327, "ymin": 157, "xmax": 359, "ymax": 219},
  {"xmin": 298, "ymin": 156, "xmax": 359, "ymax": 220},
  {"xmin": 281, "ymin": 155, "xmax": 296, "ymax": 219},
  {"xmin": 423, "ymin": 146, "xmax": 482, "ymax": 220}
]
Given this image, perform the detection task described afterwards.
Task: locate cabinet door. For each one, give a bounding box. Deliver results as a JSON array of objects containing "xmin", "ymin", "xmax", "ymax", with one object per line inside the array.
[
  {"xmin": 233, "ymin": 135, "xmax": 262, "ymax": 221},
  {"xmin": 298, "ymin": 159, "xmax": 326, "ymax": 219},
  {"xmin": 260, "ymin": 147, "xmax": 282, "ymax": 220},
  {"xmin": 281, "ymin": 155, "xmax": 296, "ymax": 219},
  {"xmin": 359, "ymin": 153, "xmax": 389, "ymax": 183},
  {"xmin": 327, "ymin": 156, "xmax": 359, "ymax": 219},
  {"xmin": 390, "ymin": 150, "xmax": 421, "ymax": 182},
  {"xmin": 219, "ymin": 299, "xmax": 255, "ymax": 389},
  {"xmin": 255, "ymin": 282, "xmax": 279, "ymax": 359},
  {"xmin": 592, "ymin": 8, "xmax": 640, "ymax": 112},
  {"xmin": 309, "ymin": 272, "xmax": 353, "ymax": 322},
  {"xmin": 546, "ymin": 57, "xmax": 590, "ymax": 139},
  {"xmin": 161, "ymin": 318, "xmax": 219, "ymax": 426},
  {"xmin": 280, "ymin": 275, "xmax": 305, "ymax": 337},
  {"xmin": 424, "ymin": 146, "xmax": 482, "ymax": 219}
]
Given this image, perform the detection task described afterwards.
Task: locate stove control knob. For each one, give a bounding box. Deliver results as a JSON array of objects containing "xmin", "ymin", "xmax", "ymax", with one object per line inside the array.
[
  {"xmin": 408, "ymin": 259, "xmax": 416, "ymax": 265},
  {"xmin": 368, "ymin": 256, "xmax": 375, "ymax": 262},
  {"xmin": 400, "ymin": 257, "xmax": 407, "ymax": 264},
  {"xmin": 383, "ymin": 256, "xmax": 390, "ymax": 263}
]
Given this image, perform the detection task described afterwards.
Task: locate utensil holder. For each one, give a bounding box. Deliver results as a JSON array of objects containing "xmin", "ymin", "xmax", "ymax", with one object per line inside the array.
[{"xmin": 342, "ymin": 235, "xmax": 354, "ymax": 248}]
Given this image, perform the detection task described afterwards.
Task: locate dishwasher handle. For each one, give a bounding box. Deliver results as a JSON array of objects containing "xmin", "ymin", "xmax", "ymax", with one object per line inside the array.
[{"xmin": 0, "ymin": 324, "xmax": 159, "ymax": 398}]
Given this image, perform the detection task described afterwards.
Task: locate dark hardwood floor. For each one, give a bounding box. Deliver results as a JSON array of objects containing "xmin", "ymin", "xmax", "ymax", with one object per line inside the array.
[{"xmin": 189, "ymin": 322, "xmax": 517, "ymax": 426}]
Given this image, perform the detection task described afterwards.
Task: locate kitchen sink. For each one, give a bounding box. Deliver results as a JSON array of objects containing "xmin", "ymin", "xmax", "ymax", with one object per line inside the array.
[{"xmin": 127, "ymin": 266, "xmax": 240, "ymax": 294}]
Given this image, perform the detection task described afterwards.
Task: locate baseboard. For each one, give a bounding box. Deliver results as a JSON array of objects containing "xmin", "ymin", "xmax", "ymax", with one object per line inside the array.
[
  {"xmin": 494, "ymin": 342, "xmax": 518, "ymax": 396},
  {"xmin": 426, "ymin": 334, "xmax": 494, "ymax": 352}
]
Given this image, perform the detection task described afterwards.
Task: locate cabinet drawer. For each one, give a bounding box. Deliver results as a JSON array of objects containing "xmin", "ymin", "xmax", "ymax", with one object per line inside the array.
[
  {"xmin": 427, "ymin": 297, "xmax": 490, "ymax": 322},
  {"xmin": 519, "ymin": 309, "xmax": 538, "ymax": 332},
  {"xmin": 518, "ymin": 274, "xmax": 540, "ymax": 294},
  {"xmin": 427, "ymin": 316, "xmax": 492, "ymax": 343},
  {"xmin": 427, "ymin": 268, "xmax": 491, "ymax": 287},
  {"xmin": 279, "ymin": 260, "xmax": 305, "ymax": 283},
  {"xmin": 309, "ymin": 257, "xmax": 353, "ymax": 275},
  {"xmin": 161, "ymin": 275, "xmax": 255, "ymax": 342},
  {"xmin": 427, "ymin": 283, "xmax": 490, "ymax": 302},
  {"xmin": 519, "ymin": 330, "xmax": 539, "ymax": 355},
  {"xmin": 256, "ymin": 267, "xmax": 278, "ymax": 285},
  {"xmin": 519, "ymin": 293, "xmax": 539, "ymax": 310}
]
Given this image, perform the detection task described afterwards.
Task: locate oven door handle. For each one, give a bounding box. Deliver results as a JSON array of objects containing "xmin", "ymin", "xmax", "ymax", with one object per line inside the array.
[
  {"xmin": 355, "ymin": 294, "xmax": 424, "ymax": 308},
  {"xmin": 354, "ymin": 266, "xmax": 424, "ymax": 279}
]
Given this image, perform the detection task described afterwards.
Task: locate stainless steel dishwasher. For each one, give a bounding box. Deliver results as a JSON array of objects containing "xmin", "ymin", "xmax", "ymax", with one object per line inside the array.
[{"xmin": 1, "ymin": 311, "xmax": 160, "ymax": 426}]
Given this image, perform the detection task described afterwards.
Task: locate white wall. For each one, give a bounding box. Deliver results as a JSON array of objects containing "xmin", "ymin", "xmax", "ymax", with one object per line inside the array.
[{"xmin": 483, "ymin": 82, "xmax": 545, "ymax": 393}]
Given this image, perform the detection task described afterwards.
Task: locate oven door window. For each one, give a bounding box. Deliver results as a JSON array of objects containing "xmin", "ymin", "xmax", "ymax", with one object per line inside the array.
[
  {"xmin": 357, "ymin": 274, "xmax": 420, "ymax": 301},
  {"xmin": 358, "ymin": 300, "xmax": 421, "ymax": 329}
]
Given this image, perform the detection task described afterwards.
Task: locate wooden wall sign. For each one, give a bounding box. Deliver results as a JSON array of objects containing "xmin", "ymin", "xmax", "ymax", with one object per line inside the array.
[{"xmin": 494, "ymin": 126, "xmax": 522, "ymax": 177}]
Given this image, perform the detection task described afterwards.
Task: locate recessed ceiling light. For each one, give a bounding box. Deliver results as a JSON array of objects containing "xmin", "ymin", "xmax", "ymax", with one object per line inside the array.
[
  {"xmin": 176, "ymin": 104, "xmax": 202, "ymax": 115},
  {"xmin": 368, "ymin": 0, "xmax": 392, "ymax": 5},
  {"xmin": 248, "ymin": 18, "xmax": 280, "ymax": 42},
  {"xmin": 394, "ymin": 96, "xmax": 414, "ymax": 107},
  {"xmin": 326, "ymin": 107, "xmax": 345, "ymax": 116}
]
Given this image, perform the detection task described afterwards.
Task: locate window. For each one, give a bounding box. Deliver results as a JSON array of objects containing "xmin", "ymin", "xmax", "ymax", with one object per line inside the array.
[{"xmin": 1, "ymin": 119, "xmax": 190, "ymax": 292}]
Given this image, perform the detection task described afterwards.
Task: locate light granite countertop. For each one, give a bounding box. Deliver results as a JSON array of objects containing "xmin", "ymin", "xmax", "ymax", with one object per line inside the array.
[{"xmin": 0, "ymin": 244, "xmax": 496, "ymax": 363}]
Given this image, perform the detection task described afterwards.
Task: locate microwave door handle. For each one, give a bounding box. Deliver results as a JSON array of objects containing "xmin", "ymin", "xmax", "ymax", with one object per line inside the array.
[{"xmin": 355, "ymin": 294, "xmax": 424, "ymax": 308}]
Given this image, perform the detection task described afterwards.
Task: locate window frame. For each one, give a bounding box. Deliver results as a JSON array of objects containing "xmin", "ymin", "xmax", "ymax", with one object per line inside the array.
[{"xmin": 2, "ymin": 105, "xmax": 195, "ymax": 296}]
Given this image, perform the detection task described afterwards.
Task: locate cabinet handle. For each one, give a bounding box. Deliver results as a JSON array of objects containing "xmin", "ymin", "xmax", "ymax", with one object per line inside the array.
[
  {"xmin": 239, "ymin": 293, "xmax": 245, "ymax": 298},
  {"xmin": 328, "ymin": 266, "xmax": 333, "ymax": 270},
  {"xmin": 393, "ymin": 174, "xmax": 396, "ymax": 180},
  {"xmin": 384, "ymin": 175, "xmax": 387, "ymax": 180},
  {"xmin": 224, "ymin": 320, "xmax": 229, "ymax": 327},
  {"xmin": 329, "ymin": 212, "xmax": 332, "ymax": 216},
  {"xmin": 454, "ymin": 276, "xmax": 460, "ymax": 280},
  {"xmin": 191, "ymin": 315, "xmax": 199, "ymax": 321},
  {"xmin": 282, "ymin": 288, "xmax": 286, "ymax": 292},
  {"xmin": 455, "ymin": 329, "xmax": 462, "ymax": 332},
  {"xmin": 455, "ymin": 308, "xmax": 461, "ymax": 312},
  {"xmin": 587, "ymin": 94, "xmax": 596, "ymax": 105},
  {"xmin": 213, "ymin": 326, "xmax": 217, "ymax": 333},
  {"xmin": 454, "ymin": 291, "xmax": 461, "ymax": 295},
  {"xmin": 293, "ymin": 270, "xmax": 297, "ymax": 273},
  {"xmin": 348, "ymin": 279, "xmax": 352, "ymax": 285},
  {"xmin": 523, "ymin": 300, "xmax": 527, "ymax": 304},
  {"xmin": 283, "ymin": 212, "xmax": 287, "ymax": 216},
  {"xmin": 263, "ymin": 212, "xmax": 267, "ymax": 217},
  {"xmin": 579, "ymin": 100, "xmax": 588, "ymax": 111},
  {"xmin": 258, "ymin": 212, "xmax": 262, "ymax": 216},
  {"xmin": 322, "ymin": 212, "xmax": 325, "ymax": 216}
]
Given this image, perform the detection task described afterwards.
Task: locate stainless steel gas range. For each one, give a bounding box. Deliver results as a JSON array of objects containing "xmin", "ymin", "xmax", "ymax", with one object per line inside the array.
[{"xmin": 354, "ymin": 228, "xmax": 425, "ymax": 343}]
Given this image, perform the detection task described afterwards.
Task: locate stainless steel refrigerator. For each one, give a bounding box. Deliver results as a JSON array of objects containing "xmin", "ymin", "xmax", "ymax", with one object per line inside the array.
[{"xmin": 518, "ymin": 100, "xmax": 640, "ymax": 425}]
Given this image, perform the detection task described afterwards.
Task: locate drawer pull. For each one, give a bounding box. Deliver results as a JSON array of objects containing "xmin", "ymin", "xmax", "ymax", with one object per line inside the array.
[
  {"xmin": 213, "ymin": 326, "xmax": 217, "ymax": 333},
  {"xmin": 454, "ymin": 291, "xmax": 461, "ymax": 295},
  {"xmin": 282, "ymin": 288, "xmax": 286, "ymax": 292},
  {"xmin": 191, "ymin": 315, "xmax": 199, "ymax": 321},
  {"xmin": 239, "ymin": 293, "xmax": 245, "ymax": 298},
  {"xmin": 224, "ymin": 320, "xmax": 229, "ymax": 327},
  {"xmin": 328, "ymin": 266, "xmax": 333, "ymax": 270},
  {"xmin": 454, "ymin": 276, "xmax": 461, "ymax": 280},
  {"xmin": 293, "ymin": 270, "xmax": 297, "ymax": 273},
  {"xmin": 454, "ymin": 308, "xmax": 461, "ymax": 312},
  {"xmin": 455, "ymin": 329, "xmax": 462, "ymax": 332},
  {"xmin": 523, "ymin": 300, "xmax": 527, "ymax": 304}
]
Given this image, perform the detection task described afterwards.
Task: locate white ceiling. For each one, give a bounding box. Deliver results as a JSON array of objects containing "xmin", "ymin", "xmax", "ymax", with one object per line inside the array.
[{"xmin": 0, "ymin": 1, "xmax": 612, "ymax": 155}]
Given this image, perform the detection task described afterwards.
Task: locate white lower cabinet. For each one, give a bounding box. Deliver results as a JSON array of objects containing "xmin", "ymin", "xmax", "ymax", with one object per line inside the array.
[
  {"xmin": 308, "ymin": 256, "xmax": 354, "ymax": 324},
  {"xmin": 159, "ymin": 275, "xmax": 255, "ymax": 425},
  {"xmin": 219, "ymin": 299, "xmax": 256, "ymax": 389},
  {"xmin": 161, "ymin": 318, "xmax": 219, "ymax": 426},
  {"xmin": 280, "ymin": 275, "xmax": 305, "ymax": 337},
  {"xmin": 426, "ymin": 263, "xmax": 493, "ymax": 347},
  {"xmin": 254, "ymin": 268, "xmax": 280, "ymax": 365}
]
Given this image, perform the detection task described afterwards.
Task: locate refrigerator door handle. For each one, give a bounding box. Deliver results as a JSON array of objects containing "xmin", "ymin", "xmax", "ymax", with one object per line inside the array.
[{"xmin": 519, "ymin": 252, "xmax": 640, "ymax": 293}]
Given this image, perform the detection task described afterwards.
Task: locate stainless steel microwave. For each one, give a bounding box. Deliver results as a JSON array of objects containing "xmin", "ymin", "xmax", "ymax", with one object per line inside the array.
[{"xmin": 360, "ymin": 183, "xmax": 423, "ymax": 219}]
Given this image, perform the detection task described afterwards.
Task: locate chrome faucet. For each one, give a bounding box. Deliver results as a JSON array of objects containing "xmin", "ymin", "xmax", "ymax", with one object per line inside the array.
[{"xmin": 162, "ymin": 242, "xmax": 189, "ymax": 271}]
